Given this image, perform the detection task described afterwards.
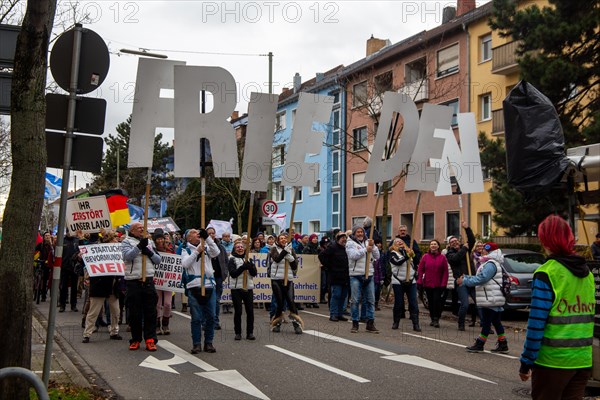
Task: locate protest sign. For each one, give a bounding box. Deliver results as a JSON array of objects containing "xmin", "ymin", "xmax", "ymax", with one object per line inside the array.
[
  {"xmin": 133, "ymin": 217, "xmax": 181, "ymax": 233},
  {"xmin": 154, "ymin": 252, "xmax": 185, "ymax": 293},
  {"xmin": 66, "ymin": 195, "xmax": 112, "ymax": 234},
  {"xmin": 79, "ymin": 244, "xmax": 125, "ymax": 277}
]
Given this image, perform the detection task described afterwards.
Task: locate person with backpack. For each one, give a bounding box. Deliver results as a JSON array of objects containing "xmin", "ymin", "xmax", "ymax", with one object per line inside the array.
[{"xmin": 456, "ymin": 242, "xmax": 508, "ymax": 353}]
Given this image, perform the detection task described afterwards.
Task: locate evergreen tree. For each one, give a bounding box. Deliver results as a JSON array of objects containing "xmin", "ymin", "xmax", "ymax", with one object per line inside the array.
[
  {"xmin": 91, "ymin": 116, "xmax": 173, "ymax": 211},
  {"xmin": 491, "ymin": 0, "xmax": 600, "ymax": 145}
]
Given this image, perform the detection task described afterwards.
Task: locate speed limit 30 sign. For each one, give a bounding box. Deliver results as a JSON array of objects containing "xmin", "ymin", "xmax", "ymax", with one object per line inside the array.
[{"xmin": 262, "ymin": 200, "xmax": 278, "ymax": 216}]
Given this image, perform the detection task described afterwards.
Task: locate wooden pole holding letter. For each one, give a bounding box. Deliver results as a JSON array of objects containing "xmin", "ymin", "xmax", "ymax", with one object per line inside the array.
[
  {"xmin": 406, "ymin": 191, "xmax": 421, "ymax": 282},
  {"xmin": 365, "ymin": 185, "xmax": 382, "ymax": 279},
  {"xmin": 243, "ymin": 191, "xmax": 255, "ymax": 290},
  {"xmin": 284, "ymin": 187, "xmax": 299, "ymax": 287},
  {"xmin": 141, "ymin": 168, "xmax": 151, "ymax": 282}
]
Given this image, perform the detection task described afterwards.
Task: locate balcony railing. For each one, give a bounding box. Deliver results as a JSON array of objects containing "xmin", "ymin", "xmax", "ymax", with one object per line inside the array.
[
  {"xmin": 492, "ymin": 108, "xmax": 504, "ymax": 135},
  {"xmin": 399, "ymin": 79, "xmax": 429, "ymax": 102},
  {"xmin": 491, "ymin": 41, "xmax": 520, "ymax": 75}
]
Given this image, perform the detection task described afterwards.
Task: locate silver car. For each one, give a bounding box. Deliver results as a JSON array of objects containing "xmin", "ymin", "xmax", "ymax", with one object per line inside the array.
[{"xmin": 501, "ymin": 249, "xmax": 546, "ymax": 310}]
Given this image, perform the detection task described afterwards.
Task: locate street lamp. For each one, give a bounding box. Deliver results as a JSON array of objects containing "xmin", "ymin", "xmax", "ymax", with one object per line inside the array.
[{"xmin": 120, "ymin": 48, "xmax": 168, "ymax": 59}]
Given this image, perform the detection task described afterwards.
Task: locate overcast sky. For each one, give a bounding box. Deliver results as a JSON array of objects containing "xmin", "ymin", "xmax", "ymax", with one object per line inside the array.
[{"xmin": 44, "ymin": 0, "xmax": 491, "ymax": 190}]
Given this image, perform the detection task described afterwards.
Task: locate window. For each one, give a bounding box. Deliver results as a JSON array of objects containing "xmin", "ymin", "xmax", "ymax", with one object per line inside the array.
[
  {"xmin": 293, "ymin": 222, "xmax": 302, "ymax": 234},
  {"xmin": 422, "ymin": 213, "xmax": 435, "ymax": 240},
  {"xmin": 309, "ymin": 220, "xmax": 321, "ymax": 234},
  {"xmin": 352, "ymin": 126, "xmax": 368, "ymax": 151},
  {"xmin": 479, "ymin": 212, "xmax": 492, "ymax": 238},
  {"xmin": 374, "ymin": 180, "xmax": 392, "ymax": 195},
  {"xmin": 376, "ymin": 215, "xmax": 393, "ymax": 238},
  {"xmin": 273, "ymin": 182, "xmax": 285, "ymax": 202},
  {"xmin": 374, "ymin": 71, "xmax": 393, "ymax": 93},
  {"xmin": 400, "ymin": 213, "xmax": 414, "ymax": 236},
  {"xmin": 482, "ymin": 166, "xmax": 490, "ymax": 180},
  {"xmin": 332, "ymin": 192, "xmax": 340, "ymax": 229},
  {"xmin": 352, "ymin": 216, "xmax": 366, "ymax": 227},
  {"xmin": 291, "ymin": 109, "xmax": 297, "ymax": 128},
  {"xmin": 446, "ymin": 212, "xmax": 460, "ymax": 239},
  {"xmin": 331, "ymin": 91, "xmax": 340, "ymax": 105},
  {"xmin": 441, "ymin": 99, "xmax": 459, "ymax": 126},
  {"xmin": 310, "ymin": 179, "xmax": 321, "ymax": 195},
  {"xmin": 480, "ymin": 93, "xmax": 491, "ymax": 121},
  {"xmin": 293, "ymin": 188, "xmax": 303, "ymax": 202},
  {"xmin": 352, "ymin": 172, "xmax": 368, "ymax": 196},
  {"xmin": 331, "ymin": 108, "xmax": 340, "ymax": 146},
  {"xmin": 272, "ymin": 145, "xmax": 285, "ymax": 167},
  {"xmin": 352, "ymin": 81, "xmax": 367, "ymax": 108},
  {"xmin": 436, "ymin": 43, "xmax": 459, "ymax": 78},
  {"xmin": 405, "ymin": 58, "xmax": 426, "ymax": 84},
  {"xmin": 480, "ymin": 34, "xmax": 492, "ymax": 62},
  {"xmin": 275, "ymin": 111, "xmax": 286, "ymax": 131},
  {"xmin": 332, "ymin": 150, "xmax": 340, "ymax": 188}
]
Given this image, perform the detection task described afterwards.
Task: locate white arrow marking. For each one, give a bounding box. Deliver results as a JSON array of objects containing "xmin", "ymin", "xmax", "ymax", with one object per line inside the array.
[
  {"xmin": 402, "ymin": 332, "xmax": 518, "ymax": 360},
  {"xmin": 266, "ymin": 345, "xmax": 370, "ymax": 383},
  {"xmin": 382, "ymin": 354, "xmax": 497, "ymax": 384},
  {"xmin": 196, "ymin": 370, "xmax": 271, "ymax": 400},
  {"xmin": 155, "ymin": 340, "xmax": 218, "ymax": 371},
  {"xmin": 139, "ymin": 355, "xmax": 187, "ymax": 374},
  {"xmin": 303, "ymin": 330, "xmax": 396, "ymax": 356}
]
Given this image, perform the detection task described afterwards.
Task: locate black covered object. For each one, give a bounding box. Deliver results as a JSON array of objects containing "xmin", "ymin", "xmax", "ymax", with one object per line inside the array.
[{"xmin": 503, "ymin": 81, "xmax": 570, "ymax": 202}]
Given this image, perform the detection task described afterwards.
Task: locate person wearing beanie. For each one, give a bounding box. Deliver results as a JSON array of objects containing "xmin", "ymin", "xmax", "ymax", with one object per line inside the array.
[
  {"xmin": 346, "ymin": 225, "xmax": 380, "ymax": 333},
  {"xmin": 260, "ymin": 235, "xmax": 276, "ymax": 253},
  {"xmin": 227, "ymin": 241, "xmax": 258, "ymax": 340},
  {"xmin": 457, "ymin": 242, "xmax": 508, "ymax": 354},
  {"xmin": 302, "ymin": 233, "xmax": 320, "ymax": 308},
  {"xmin": 319, "ymin": 232, "xmax": 350, "ymax": 321},
  {"xmin": 518, "ymin": 215, "xmax": 594, "ymax": 400}
]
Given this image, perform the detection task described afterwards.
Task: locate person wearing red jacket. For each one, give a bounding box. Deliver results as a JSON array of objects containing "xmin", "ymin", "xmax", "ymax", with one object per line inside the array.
[{"xmin": 417, "ymin": 239, "xmax": 449, "ymax": 328}]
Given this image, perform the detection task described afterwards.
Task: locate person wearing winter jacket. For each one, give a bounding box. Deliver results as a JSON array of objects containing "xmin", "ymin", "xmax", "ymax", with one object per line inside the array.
[
  {"xmin": 153, "ymin": 228, "xmax": 173, "ymax": 336},
  {"xmin": 346, "ymin": 226, "xmax": 380, "ymax": 333},
  {"xmin": 389, "ymin": 238, "xmax": 421, "ymax": 332},
  {"xmin": 518, "ymin": 215, "xmax": 594, "ymax": 400},
  {"xmin": 318, "ymin": 232, "xmax": 350, "ymax": 322},
  {"xmin": 457, "ymin": 242, "xmax": 508, "ymax": 354},
  {"xmin": 122, "ymin": 223, "xmax": 162, "ymax": 351},
  {"xmin": 269, "ymin": 233, "xmax": 304, "ymax": 334},
  {"xmin": 227, "ymin": 242, "xmax": 258, "ymax": 340},
  {"xmin": 182, "ymin": 228, "xmax": 220, "ymax": 354},
  {"xmin": 206, "ymin": 227, "xmax": 229, "ymax": 330},
  {"xmin": 417, "ymin": 239, "xmax": 449, "ymax": 328}
]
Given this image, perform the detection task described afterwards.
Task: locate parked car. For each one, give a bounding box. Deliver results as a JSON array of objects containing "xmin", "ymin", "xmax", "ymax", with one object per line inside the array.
[{"xmin": 418, "ymin": 248, "xmax": 545, "ymax": 311}]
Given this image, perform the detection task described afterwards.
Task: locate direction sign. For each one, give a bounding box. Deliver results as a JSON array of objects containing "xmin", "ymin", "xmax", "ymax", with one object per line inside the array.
[
  {"xmin": 0, "ymin": 24, "xmax": 19, "ymax": 67},
  {"xmin": 46, "ymin": 93, "xmax": 106, "ymax": 134},
  {"xmin": 0, "ymin": 72, "xmax": 10, "ymax": 114},
  {"xmin": 262, "ymin": 200, "xmax": 278, "ymax": 216},
  {"xmin": 46, "ymin": 130, "xmax": 104, "ymax": 173}
]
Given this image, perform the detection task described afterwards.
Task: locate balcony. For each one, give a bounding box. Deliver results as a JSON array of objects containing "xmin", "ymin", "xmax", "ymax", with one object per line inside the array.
[
  {"xmin": 399, "ymin": 79, "xmax": 429, "ymax": 102},
  {"xmin": 492, "ymin": 108, "xmax": 504, "ymax": 135},
  {"xmin": 491, "ymin": 41, "xmax": 520, "ymax": 75}
]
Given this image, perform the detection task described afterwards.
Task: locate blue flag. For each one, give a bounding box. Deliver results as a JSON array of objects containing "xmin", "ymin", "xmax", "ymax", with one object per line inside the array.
[{"xmin": 45, "ymin": 172, "xmax": 62, "ymax": 201}]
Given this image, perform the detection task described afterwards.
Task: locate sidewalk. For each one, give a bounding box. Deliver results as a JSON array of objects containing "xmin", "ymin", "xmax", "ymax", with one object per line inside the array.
[{"xmin": 32, "ymin": 303, "xmax": 119, "ymax": 399}]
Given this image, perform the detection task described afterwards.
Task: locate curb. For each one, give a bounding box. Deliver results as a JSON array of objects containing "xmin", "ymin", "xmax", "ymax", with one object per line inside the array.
[{"xmin": 32, "ymin": 308, "xmax": 121, "ymax": 399}]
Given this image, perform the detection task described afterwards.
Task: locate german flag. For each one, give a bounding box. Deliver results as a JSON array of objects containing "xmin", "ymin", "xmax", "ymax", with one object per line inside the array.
[{"xmin": 99, "ymin": 189, "xmax": 131, "ymax": 227}]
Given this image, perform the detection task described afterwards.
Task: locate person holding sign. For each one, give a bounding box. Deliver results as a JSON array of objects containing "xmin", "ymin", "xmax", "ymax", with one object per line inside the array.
[
  {"xmin": 346, "ymin": 226, "xmax": 380, "ymax": 334},
  {"xmin": 228, "ymin": 241, "xmax": 258, "ymax": 340},
  {"xmin": 445, "ymin": 221, "xmax": 476, "ymax": 331},
  {"xmin": 153, "ymin": 228, "xmax": 173, "ymax": 336},
  {"xmin": 181, "ymin": 228, "xmax": 220, "ymax": 354},
  {"xmin": 389, "ymin": 238, "xmax": 421, "ymax": 332},
  {"xmin": 268, "ymin": 233, "xmax": 304, "ymax": 334},
  {"xmin": 122, "ymin": 222, "xmax": 161, "ymax": 351}
]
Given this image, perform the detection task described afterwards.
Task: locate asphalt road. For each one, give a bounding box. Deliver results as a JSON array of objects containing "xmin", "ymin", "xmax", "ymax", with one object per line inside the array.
[{"xmin": 36, "ymin": 300, "xmax": 535, "ymax": 400}]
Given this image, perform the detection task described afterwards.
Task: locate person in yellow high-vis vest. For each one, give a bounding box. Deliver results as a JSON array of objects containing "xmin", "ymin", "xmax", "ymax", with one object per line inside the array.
[{"xmin": 519, "ymin": 215, "xmax": 594, "ymax": 400}]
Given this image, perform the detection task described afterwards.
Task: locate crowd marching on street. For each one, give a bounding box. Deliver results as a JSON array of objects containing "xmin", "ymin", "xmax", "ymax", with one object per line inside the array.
[{"xmin": 33, "ymin": 213, "xmax": 596, "ymax": 400}]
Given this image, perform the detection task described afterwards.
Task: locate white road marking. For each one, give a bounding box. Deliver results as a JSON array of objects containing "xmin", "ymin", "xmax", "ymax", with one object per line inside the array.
[
  {"xmin": 140, "ymin": 355, "xmax": 188, "ymax": 374},
  {"xmin": 32, "ymin": 371, "xmax": 62, "ymax": 374},
  {"xmin": 265, "ymin": 345, "xmax": 370, "ymax": 383},
  {"xmin": 382, "ymin": 355, "xmax": 497, "ymax": 384},
  {"xmin": 154, "ymin": 340, "xmax": 218, "ymax": 372},
  {"xmin": 303, "ymin": 330, "xmax": 396, "ymax": 356},
  {"xmin": 196, "ymin": 370, "xmax": 271, "ymax": 400},
  {"xmin": 171, "ymin": 310, "xmax": 191, "ymax": 319},
  {"xmin": 402, "ymin": 333, "xmax": 519, "ymax": 360}
]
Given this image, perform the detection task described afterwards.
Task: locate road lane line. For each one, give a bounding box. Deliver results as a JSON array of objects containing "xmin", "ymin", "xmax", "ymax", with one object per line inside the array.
[
  {"xmin": 303, "ymin": 330, "xmax": 396, "ymax": 356},
  {"xmin": 402, "ymin": 333, "xmax": 519, "ymax": 359},
  {"xmin": 265, "ymin": 345, "xmax": 370, "ymax": 383},
  {"xmin": 171, "ymin": 310, "xmax": 191, "ymax": 319}
]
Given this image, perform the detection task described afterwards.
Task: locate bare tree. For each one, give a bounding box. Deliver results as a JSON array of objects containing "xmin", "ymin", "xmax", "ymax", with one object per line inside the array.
[
  {"xmin": 0, "ymin": 120, "xmax": 11, "ymax": 194},
  {"xmin": 0, "ymin": 1, "xmax": 57, "ymax": 399}
]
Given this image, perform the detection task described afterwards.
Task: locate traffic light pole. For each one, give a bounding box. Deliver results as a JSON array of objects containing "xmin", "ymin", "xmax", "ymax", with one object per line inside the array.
[{"xmin": 42, "ymin": 23, "xmax": 82, "ymax": 386}]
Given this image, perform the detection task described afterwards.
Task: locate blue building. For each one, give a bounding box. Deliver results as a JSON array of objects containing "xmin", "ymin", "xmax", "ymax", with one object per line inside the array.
[{"xmin": 271, "ymin": 67, "xmax": 345, "ymax": 237}]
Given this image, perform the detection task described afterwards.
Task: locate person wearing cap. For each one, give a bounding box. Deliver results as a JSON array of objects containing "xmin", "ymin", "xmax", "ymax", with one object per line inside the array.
[
  {"xmin": 152, "ymin": 228, "xmax": 173, "ymax": 335},
  {"xmin": 456, "ymin": 242, "xmax": 508, "ymax": 353},
  {"xmin": 318, "ymin": 232, "xmax": 350, "ymax": 322},
  {"xmin": 122, "ymin": 222, "xmax": 162, "ymax": 351},
  {"xmin": 518, "ymin": 215, "xmax": 594, "ymax": 400},
  {"xmin": 346, "ymin": 225, "xmax": 380, "ymax": 333},
  {"xmin": 260, "ymin": 235, "xmax": 276, "ymax": 253},
  {"xmin": 592, "ymin": 232, "xmax": 600, "ymax": 261},
  {"xmin": 445, "ymin": 221, "xmax": 476, "ymax": 331}
]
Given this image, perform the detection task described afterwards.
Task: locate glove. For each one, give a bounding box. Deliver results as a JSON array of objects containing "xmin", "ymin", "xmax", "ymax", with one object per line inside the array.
[
  {"xmin": 198, "ymin": 229, "xmax": 209, "ymax": 240},
  {"xmin": 243, "ymin": 261, "xmax": 254, "ymax": 270},
  {"xmin": 141, "ymin": 247, "xmax": 154, "ymax": 257},
  {"xmin": 137, "ymin": 237, "xmax": 149, "ymax": 249}
]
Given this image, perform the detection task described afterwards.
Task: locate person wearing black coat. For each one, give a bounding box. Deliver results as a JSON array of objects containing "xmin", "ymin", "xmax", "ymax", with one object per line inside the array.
[
  {"xmin": 445, "ymin": 221, "xmax": 476, "ymax": 331},
  {"xmin": 227, "ymin": 242, "xmax": 258, "ymax": 340},
  {"xmin": 318, "ymin": 232, "xmax": 350, "ymax": 322},
  {"xmin": 59, "ymin": 230, "xmax": 83, "ymax": 312}
]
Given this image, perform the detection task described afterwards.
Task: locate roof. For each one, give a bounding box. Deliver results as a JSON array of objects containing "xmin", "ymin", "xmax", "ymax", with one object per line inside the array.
[{"xmin": 278, "ymin": 64, "xmax": 345, "ymax": 106}]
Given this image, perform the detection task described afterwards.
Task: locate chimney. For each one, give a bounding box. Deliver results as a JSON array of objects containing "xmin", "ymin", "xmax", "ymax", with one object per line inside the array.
[
  {"xmin": 230, "ymin": 111, "xmax": 239, "ymax": 120},
  {"xmin": 281, "ymin": 87, "xmax": 291, "ymax": 95},
  {"xmin": 442, "ymin": 6, "xmax": 456, "ymax": 23},
  {"xmin": 293, "ymin": 73, "xmax": 301, "ymax": 93},
  {"xmin": 315, "ymin": 72, "xmax": 324, "ymax": 83},
  {"xmin": 366, "ymin": 35, "xmax": 388, "ymax": 56},
  {"xmin": 456, "ymin": 0, "xmax": 476, "ymax": 16}
]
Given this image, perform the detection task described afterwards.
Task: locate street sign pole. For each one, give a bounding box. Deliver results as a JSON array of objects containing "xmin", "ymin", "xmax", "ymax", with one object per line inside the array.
[{"xmin": 42, "ymin": 24, "xmax": 82, "ymax": 387}]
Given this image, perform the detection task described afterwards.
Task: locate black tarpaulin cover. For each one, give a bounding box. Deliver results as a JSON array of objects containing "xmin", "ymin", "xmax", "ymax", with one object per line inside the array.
[{"xmin": 503, "ymin": 80, "xmax": 570, "ymax": 202}]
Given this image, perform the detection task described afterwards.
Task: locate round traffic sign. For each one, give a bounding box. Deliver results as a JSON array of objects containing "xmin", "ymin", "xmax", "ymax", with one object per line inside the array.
[{"xmin": 262, "ymin": 200, "xmax": 278, "ymax": 216}]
